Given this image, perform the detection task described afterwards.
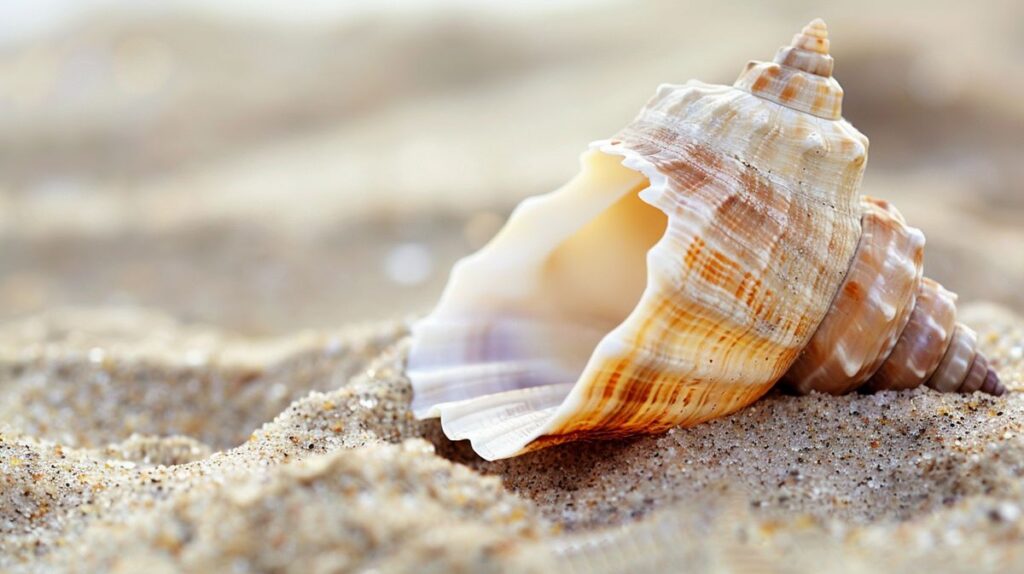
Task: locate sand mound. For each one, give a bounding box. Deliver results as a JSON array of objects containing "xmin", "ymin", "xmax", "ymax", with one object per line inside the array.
[
  {"xmin": 0, "ymin": 308, "xmax": 406, "ymax": 449},
  {"xmin": 2, "ymin": 304, "xmax": 1023, "ymax": 572}
]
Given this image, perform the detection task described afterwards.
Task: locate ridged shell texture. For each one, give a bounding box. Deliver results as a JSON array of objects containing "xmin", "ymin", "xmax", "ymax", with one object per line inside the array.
[{"xmin": 407, "ymin": 19, "xmax": 1004, "ymax": 460}]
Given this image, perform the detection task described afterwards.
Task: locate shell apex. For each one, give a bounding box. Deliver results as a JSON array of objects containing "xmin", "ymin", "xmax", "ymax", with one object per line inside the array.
[{"xmin": 734, "ymin": 18, "xmax": 845, "ymax": 120}]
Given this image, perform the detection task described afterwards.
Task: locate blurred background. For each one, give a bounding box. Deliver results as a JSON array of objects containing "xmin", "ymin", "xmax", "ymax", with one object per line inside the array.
[{"xmin": 0, "ymin": 0, "xmax": 1021, "ymax": 335}]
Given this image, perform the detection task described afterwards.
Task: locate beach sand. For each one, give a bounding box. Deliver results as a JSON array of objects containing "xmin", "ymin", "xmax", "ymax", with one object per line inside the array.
[{"xmin": 1, "ymin": 303, "xmax": 1022, "ymax": 572}]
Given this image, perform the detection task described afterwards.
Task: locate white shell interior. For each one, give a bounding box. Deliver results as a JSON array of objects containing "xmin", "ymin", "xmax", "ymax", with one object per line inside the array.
[{"xmin": 408, "ymin": 147, "xmax": 665, "ymax": 459}]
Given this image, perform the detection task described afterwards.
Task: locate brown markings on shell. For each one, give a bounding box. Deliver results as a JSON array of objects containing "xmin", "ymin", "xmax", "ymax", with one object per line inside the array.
[
  {"xmin": 571, "ymin": 174, "xmax": 778, "ymax": 429},
  {"xmin": 683, "ymin": 237, "xmax": 707, "ymax": 270},
  {"xmin": 751, "ymin": 64, "xmax": 780, "ymax": 93},
  {"xmin": 812, "ymin": 83, "xmax": 830, "ymax": 113},
  {"xmin": 779, "ymin": 73, "xmax": 805, "ymax": 102},
  {"xmin": 735, "ymin": 272, "xmax": 764, "ymax": 312},
  {"xmin": 843, "ymin": 280, "xmax": 865, "ymax": 301},
  {"xmin": 552, "ymin": 111, "xmax": 857, "ymax": 440}
]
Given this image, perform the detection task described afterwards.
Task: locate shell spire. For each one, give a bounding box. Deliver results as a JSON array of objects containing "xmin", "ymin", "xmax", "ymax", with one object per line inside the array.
[
  {"xmin": 783, "ymin": 197, "xmax": 1006, "ymax": 398},
  {"xmin": 734, "ymin": 18, "xmax": 844, "ymax": 120},
  {"xmin": 780, "ymin": 18, "xmax": 834, "ymax": 75}
]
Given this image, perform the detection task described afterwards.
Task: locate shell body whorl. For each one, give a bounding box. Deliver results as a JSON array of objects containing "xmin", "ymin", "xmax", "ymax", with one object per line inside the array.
[{"xmin": 407, "ymin": 20, "xmax": 1003, "ymax": 460}]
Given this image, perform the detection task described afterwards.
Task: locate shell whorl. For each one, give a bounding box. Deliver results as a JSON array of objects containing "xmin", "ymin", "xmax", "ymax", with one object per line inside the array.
[
  {"xmin": 782, "ymin": 197, "xmax": 923, "ymax": 394},
  {"xmin": 734, "ymin": 18, "xmax": 844, "ymax": 120},
  {"xmin": 785, "ymin": 197, "xmax": 1005, "ymax": 397}
]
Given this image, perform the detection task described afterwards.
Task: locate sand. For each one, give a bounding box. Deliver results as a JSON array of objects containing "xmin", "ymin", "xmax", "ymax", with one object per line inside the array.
[{"xmin": 1, "ymin": 303, "xmax": 1022, "ymax": 573}]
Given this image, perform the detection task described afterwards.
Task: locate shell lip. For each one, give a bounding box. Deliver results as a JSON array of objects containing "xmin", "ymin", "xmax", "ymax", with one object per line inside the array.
[{"xmin": 407, "ymin": 141, "xmax": 675, "ymax": 460}]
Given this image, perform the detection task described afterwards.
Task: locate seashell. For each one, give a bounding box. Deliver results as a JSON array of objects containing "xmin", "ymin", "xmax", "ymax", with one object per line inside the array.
[{"xmin": 407, "ymin": 19, "xmax": 1005, "ymax": 460}]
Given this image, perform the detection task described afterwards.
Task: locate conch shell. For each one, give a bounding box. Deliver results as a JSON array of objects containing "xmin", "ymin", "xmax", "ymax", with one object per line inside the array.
[{"xmin": 407, "ymin": 19, "xmax": 1004, "ymax": 461}]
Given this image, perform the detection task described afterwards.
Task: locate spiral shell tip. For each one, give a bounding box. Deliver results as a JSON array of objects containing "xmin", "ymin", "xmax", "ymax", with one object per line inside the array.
[
  {"xmin": 981, "ymin": 369, "xmax": 1006, "ymax": 396},
  {"xmin": 804, "ymin": 18, "xmax": 828, "ymax": 36},
  {"xmin": 791, "ymin": 18, "xmax": 830, "ymax": 56}
]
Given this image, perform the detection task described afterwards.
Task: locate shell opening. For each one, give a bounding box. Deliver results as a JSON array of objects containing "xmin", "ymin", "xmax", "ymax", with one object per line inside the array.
[
  {"xmin": 540, "ymin": 153, "xmax": 667, "ymax": 332},
  {"xmin": 407, "ymin": 148, "xmax": 667, "ymax": 452}
]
